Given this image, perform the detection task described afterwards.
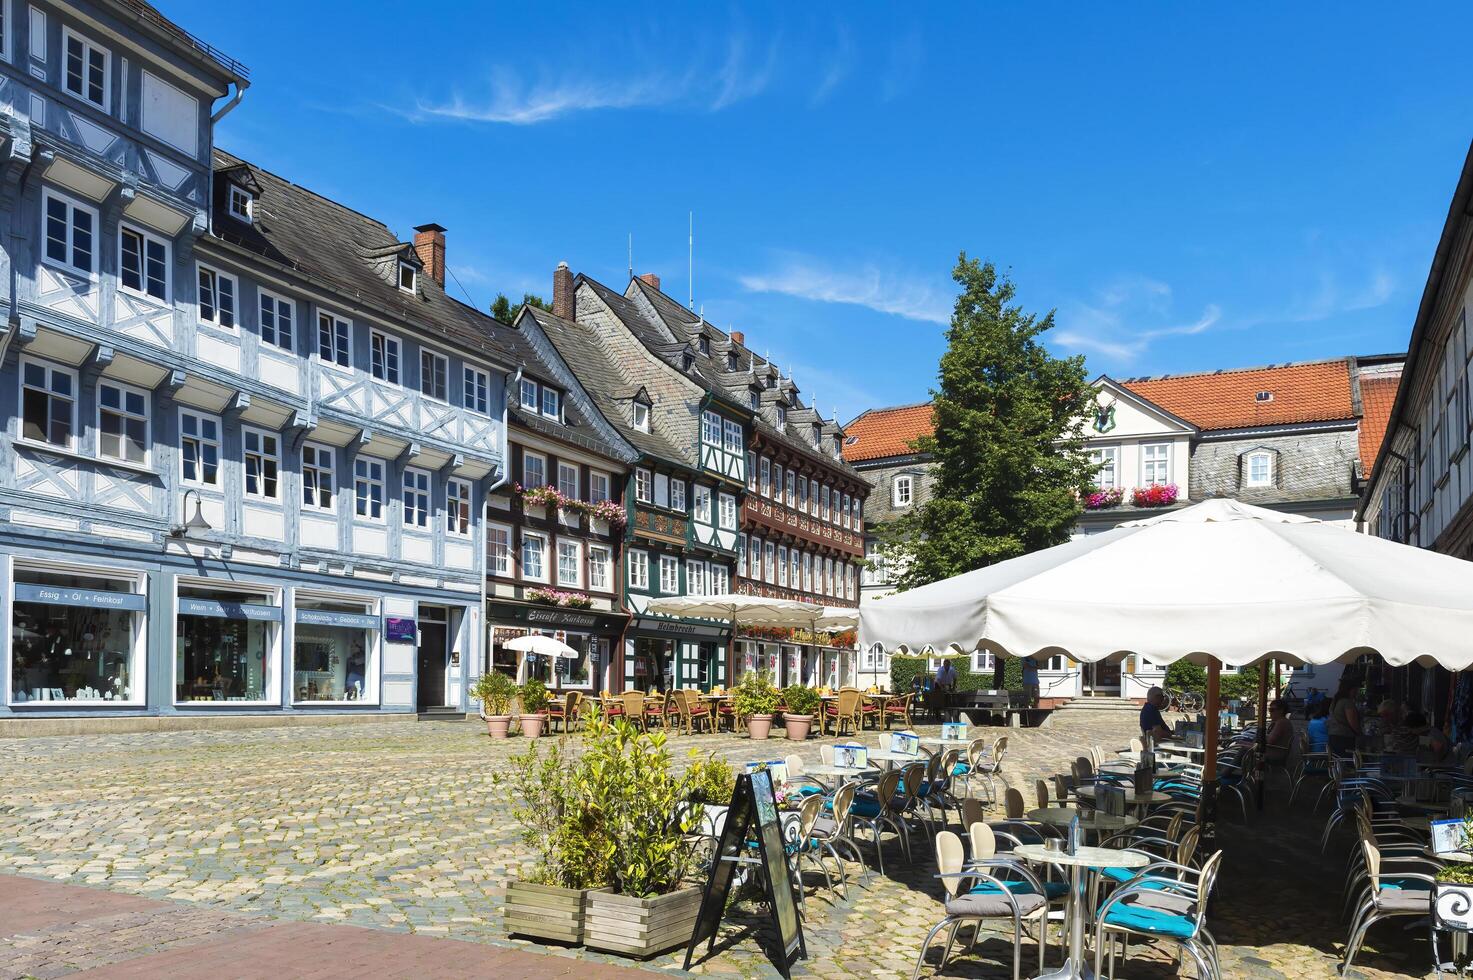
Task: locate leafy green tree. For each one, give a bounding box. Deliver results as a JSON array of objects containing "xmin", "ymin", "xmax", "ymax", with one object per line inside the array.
[
  {"xmin": 884, "ymin": 252, "xmax": 1097, "ymax": 630},
  {"xmin": 492, "ymin": 292, "xmax": 552, "ymax": 322}
]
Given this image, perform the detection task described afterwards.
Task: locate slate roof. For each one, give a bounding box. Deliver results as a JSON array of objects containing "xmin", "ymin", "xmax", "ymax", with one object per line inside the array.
[
  {"xmin": 842, "ymin": 402, "xmax": 935, "ymax": 463},
  {"xmin": 618, "ymin": 275, "xmax": 866, "ymax": 482},
  {"xmin": 525, "ymin": 307, "xmax": 689, "ymax": 467},
  {"xmin": 1357, "ymin": 369, "xmax": 1402, "ymax": 471},
  {"xmin": 1120, "ymin": 359, "xmax": 1357, "ymax": 431},
  {"xmin": 208, "ymin": 149, "xmax": 517, "ymax": 370}
]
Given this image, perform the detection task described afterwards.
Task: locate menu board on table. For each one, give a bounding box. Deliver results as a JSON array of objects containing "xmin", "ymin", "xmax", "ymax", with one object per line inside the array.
[
  {"xmin": 889, "ymin": 731, "xmax": 921, "ymax": 756},
  {"xmin": 1432, "ymin": 818, "xmax": 1466, "ymax": 856},
  {"xmin": 834, "ymin": 743, "xmax": 869, "ymax": 769},
  {"xmin": 941, "ymin": 721, "xmax": 969, "ymax": 742},
  {"xmin": 1099, "ymin": 784, "xmax": 1127, "ymax": 817},
  {"xmin": 745, "ymin": 760, "xmax": 788, "ymax": 788},
  {"xmin": 684, "ymin": 772, "xmax": 806, "ymax": 976}
]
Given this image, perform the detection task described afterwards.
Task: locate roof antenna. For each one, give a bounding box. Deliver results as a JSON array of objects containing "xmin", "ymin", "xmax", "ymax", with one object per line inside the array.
[{"xmin": 688, "ymin": 210, "xmax": 694, "ymax": 311}]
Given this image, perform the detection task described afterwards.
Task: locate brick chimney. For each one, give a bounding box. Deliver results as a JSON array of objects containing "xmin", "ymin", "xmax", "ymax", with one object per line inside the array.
[
  {"xmin": 638, "ymin": 272, "xmax": 661, "ymax": 291},
  {"xmin": 553, "ymin": 261, "xmax": 574, "ymax": 320},
  {"xmin": 413, "ymin": 223, "xmax": 446, "ymax": 287},
  {"xmin": 730, "ymin": 331, "xmax": 745, "ymax": 346}
]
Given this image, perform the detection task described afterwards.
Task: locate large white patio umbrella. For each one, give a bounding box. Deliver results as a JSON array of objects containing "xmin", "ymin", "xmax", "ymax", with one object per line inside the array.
[
  {"xmin": 502, "ymin": 633, "xmax": 580, "ymax": 659},
  {"xmin": 859, "ymin": 498, "xmax": 1473, "ymax": 823},
  {"xmin": 643, "ymin": 594, "xmax": 824, "ymax": 688}
]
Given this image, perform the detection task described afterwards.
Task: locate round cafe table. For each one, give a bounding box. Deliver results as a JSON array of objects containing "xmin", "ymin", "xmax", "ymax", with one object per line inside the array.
[
  {"xmin": 1073, "ymin": 785, "xmax": 1170, "ymax": 816},
  {"xmin": 1028, "ymin": 808, "xmax": 1137, "ymax": 841},
  {"xmin": 1013, "ymin": 843, "xmax": 1149, "ymax": 980},
  {"xmin": 807, "ymin": 763, "xmax": 879, "ymax": 783},
  {"xmin": 868, "ymin": 749, "xmax": 927, "ymax": 768}
]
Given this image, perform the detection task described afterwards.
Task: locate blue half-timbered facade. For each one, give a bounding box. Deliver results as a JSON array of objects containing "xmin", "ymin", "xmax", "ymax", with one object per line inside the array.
[{"xmin": 0, "ymin": 1, "xmax": 511, "ymax": 719}]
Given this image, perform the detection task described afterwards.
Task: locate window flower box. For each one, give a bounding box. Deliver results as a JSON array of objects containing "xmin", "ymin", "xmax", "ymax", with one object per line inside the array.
[
  {"xmin": 1084, "ymin": 487, "xmax": 1125, "ymax": 510},
  {"xmin": 1131, "ymin": 483, "xmax": 1179, "ymax": 508}
]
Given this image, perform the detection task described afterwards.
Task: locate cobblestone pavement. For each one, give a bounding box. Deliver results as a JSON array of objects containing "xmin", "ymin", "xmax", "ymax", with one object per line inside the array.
[{"xmin": 0, "ymin": 712, "xmax": 1438, "ymax": 978}]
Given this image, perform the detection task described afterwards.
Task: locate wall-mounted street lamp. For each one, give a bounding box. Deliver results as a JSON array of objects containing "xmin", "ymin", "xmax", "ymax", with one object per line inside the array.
[{"xmin": 169, "ymin": 488, "xmax": 213, "ymax": 538}]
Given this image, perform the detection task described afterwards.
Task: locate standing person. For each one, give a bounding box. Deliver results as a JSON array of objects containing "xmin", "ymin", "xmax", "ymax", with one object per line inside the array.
[
  {"xmin": 1307, "ymin": 701, "xmax": 1330, "ymax": 752},
  {"xmin": 1326, "ymin": 674, "xmax": 1362, "ymax": 757},
  {"xmin": 934, "ymin": 658, "xmax": 958, "ymax": 692},
  {"xmin": 1140, "ymin": 686, "xmax": 1175, "ymax": 742},
  {"xmin": 1021, "ymin": 656, "xmax": 1041, "ymax": 707}
]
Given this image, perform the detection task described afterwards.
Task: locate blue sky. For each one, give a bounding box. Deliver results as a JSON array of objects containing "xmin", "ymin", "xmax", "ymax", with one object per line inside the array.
[{"xmin": 171, "ymin": 1, "xmax": 1472, "ymax": 424}]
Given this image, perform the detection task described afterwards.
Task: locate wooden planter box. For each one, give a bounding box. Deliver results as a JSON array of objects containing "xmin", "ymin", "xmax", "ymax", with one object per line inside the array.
[
  {"xmin": 503, "ymin": 880, "xmax": 606, "ymax": 946},
  {"xmin": 584, "ymin": 885, "xmax": 703, "ymax": 958}
]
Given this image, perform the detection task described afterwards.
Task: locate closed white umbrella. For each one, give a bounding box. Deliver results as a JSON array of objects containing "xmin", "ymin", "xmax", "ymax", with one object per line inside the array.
[
  {"xmin": 502, "ymin": 633, "xmax": 580, "ymax": 659},
  {"xmin": 859, "ymin": 498, "xmax": 1473, "ymax": 671}
]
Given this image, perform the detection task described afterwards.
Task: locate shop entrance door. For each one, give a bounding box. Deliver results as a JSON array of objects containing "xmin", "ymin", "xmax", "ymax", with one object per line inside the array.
[
  {"xmin": 416, "ymin": 608, "xmax": 449, "ymax": 710},
  {"xmin": 1084, "ymin": 660, "xmax": 1121, "ymax": 696}
]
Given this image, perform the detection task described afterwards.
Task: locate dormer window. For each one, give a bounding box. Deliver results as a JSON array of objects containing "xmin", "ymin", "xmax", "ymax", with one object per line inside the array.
[
  {"xmin": 227, "ymin": 185, "xmax": 253, "ymax": 223},
  {"xmin": 1255, "ymin": 391, "xmax": 1273, "ymax": 403},
  {"xmin": 766, "ymin": 375, "xmax": 777, "ymax": 390},
  {"xmin": 776, "ymin": 405, "xmax": 786, "ymax": 426},
  {"xmin": 682, "ymin": 351, "xmax": 695, "ymax": 372},
  {"xmin": 833, "ymin": 434, "xmax": 842, "ymax": 457},
  {"xmin": 812, "ymin": 424, "xmax": 822, "ymax": 447},
  {"xmin": 633, "ymin": 401, "xmax": 651, "ymax": 433},
  {"xmin": 397, "ymin": 261, "xmax": 417, "ymax": 293},
  {"xmin": 698, "ymin": 335, "xmax": 710, "ymax": 356},
  {"xmin": 748, "ymin": 389, "xmax": 760, "ymax": 411},
  {"xmin": 727, "ymin": 352, "xmax": 738, "ymax": 372}
]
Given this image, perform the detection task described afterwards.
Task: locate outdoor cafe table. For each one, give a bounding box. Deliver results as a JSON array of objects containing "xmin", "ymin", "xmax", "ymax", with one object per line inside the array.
[
  {"xmin": 1028, "ymin": 808, "xmax": 1137, "ymax": 842},
  {"xmin": 807, "ymin": 764, "xmax": 880, "ymax": 784},
  {"xmin": 1014, "ymin": 843, "xmax": 1149, "ymax": 980},
  {"xmin": 869, "ymin": 749, "xmax": 927, "ymax": 768},
  {"xmin": 1073, "ymin": 785, "xmax": 1171, "ymax": 815}
]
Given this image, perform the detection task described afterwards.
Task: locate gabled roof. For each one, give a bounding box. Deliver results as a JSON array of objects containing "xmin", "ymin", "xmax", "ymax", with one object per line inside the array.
[
  {"xmin": 842, "ymin": 402, "xmax": 935, "ymax": 463},
  {"xmin": 1119, "ymin": 359, "xmax": 1357, "ymax": 431},
  {"xmin": 525, "ymin": 307, "xmax": 688, "ymax": 467},
  {"xmin": 208, "ymin": 149, "xmax": 516, "ymax": 370},
  {"xmin": 621, "ymin": 275, "xmax": 864, "ymax": 481},
  {"xmin": 1093, "ymin": 376, "xmax": 1198, "ymax": 433},
  {"xmin": 1357, "ymin": 369, "xmax": 1402, "ymax": 470}
]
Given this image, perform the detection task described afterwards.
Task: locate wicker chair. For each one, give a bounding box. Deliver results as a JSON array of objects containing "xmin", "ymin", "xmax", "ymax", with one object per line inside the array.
[
  {"xmin": 546, "ymin": 691, "xmax": 582, "ymax": 733},
  {"xmin": 824, "ymin": 689, "xmax": 863, "ymax": 736},
  {"xmin": 619, "ymin": 690, "xmax": 648, "ymax": 731},
  {"xmin": 884, "ymin": 693, "xmax": 915, "ymax": 730},
  {"xmin": 685, "ymin": 689, "xmax": 714, "ymax": 734}
]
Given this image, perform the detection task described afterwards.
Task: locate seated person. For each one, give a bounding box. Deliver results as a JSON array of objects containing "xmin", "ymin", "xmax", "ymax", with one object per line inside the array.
[
  {"xmin": 1400, "ymin": 711, "xmax": 1452, "ymax": 763},
  {"xmin": 1378, "ymin": 699, "xmax": 1415, "ymax": 753},
  {"xmin": 1306, "ymin": 702, "xmax": 1330, "ymax": 753},
  {"xmin": 1264, "ymin": 698, "xmax": 1293, "ymax": 765},
  {"xmin": 1139, "ymin": 686, "xmax": 1174, "ymax": 742}
]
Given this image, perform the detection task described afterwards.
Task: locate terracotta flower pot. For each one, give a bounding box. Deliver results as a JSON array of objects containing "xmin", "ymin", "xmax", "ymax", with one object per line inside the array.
[
  {"xmin": 747, "ymin": 713, "xmax": 774, "ymax": 740},
  {"xmin": 520, "ymin": 714, "xmax": 545, "ymax": 738},
  {"xmin": 486, "ymin": 715, "xmax": 512, "ymax": 738},
  {"xmin": 784, "ymin": 714, "xmax": 813, "ymax": 740}
]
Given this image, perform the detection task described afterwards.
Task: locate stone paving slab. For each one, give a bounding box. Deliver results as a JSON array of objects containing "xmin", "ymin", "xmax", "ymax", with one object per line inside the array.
[{"xmin": 0, "ymin": 714, "xmax": 1441, "ymax": 978}]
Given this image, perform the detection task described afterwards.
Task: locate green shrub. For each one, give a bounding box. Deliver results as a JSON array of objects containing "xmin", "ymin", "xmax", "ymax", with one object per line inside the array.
[
  {"xmin": 471, "ymin": 671, "xmax": 518, "ymax": 715},
  {"xmin": 519, "ymin": 677, "xmax": 550, "ymax": 714},
  {"xmin": 890, "ymin": 654, "xmax": 1022, "ymax": 693},
  {"xmin": 682, "ymin": 752, "xmax": 736, "ymax": 805},
  {"xmin": 781, "ymin": 684, "xmax": 821, "ymax": 716},
  {"xmin": 1165, "ymin": 661, "xmax": 1265, "ymax": 702},
  {"xmin": 732, "ymin": 670, "xmax": 779, "ymax": 717}
]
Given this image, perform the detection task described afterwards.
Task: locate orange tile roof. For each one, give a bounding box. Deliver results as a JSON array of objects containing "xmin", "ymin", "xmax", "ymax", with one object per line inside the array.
[
  {"xmin": 842, "ymin": 402, "xmax": 935, "ymax": 462},
  {"xmin": 1357, "ymin": 371, "xmax": 1402, "ymax": 471},
  {"xmin": 1120, "ymin": 359, "xmax": 1356, "ymax": 431}
]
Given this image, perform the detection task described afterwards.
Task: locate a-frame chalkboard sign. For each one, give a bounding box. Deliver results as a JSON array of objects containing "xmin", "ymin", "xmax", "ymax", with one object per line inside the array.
[{"xmin": 682, "ymin": 769, "xmax": 806, "ymax": 976}]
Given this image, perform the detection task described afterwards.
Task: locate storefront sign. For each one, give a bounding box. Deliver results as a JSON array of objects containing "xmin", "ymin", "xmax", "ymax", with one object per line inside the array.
[
  {"xmin": 486, "ymin": 600, "xmax": 623, "ymax": 632},
  {"xmin": 15, "ymin": 584, "xmax": 146, "ymax": 612},
  {"xmin": 384, "ymin": 617, "xmax": 417, "ymax": 642},
  {"xmin": 178, "ymin": 598, "xmax": 282, "ymax": 622},
  {"xmin": 295, "ymin": 608, "xmax": 380, "ymax": 630},
  {"xmin": 631, "ymin": 615, "xmax": 729, "ymax": 640}
]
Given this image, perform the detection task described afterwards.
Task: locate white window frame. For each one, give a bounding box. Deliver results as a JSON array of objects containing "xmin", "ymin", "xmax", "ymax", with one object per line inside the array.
[
  {"xmin": 763, "ymin": 541, "xmax": 776, "ymax": 584},
  {"xmin": 402, "ymin": 466, "xmax": 431, "ymax": 529},
  {"xmin": 557, "ymin": 538, "xmax": 582, "ymax": 588},
  {"xmin": 759, "ymin": 456, "xmax": 771, "ymax": 495},
  {"xmin": 557, "ymin": 462, "xmax": 579, "ymax": 501},
  {"xmin": 1090, "ymin": 446, "xmax": 1119, "ymax": 491},
  {"xmin": 487, "ymin": 522, "xmax": 512, "ymax": 575},
  {"xmin": 686, "ymin": 559, "xmax": 706, "ymax": 596},
  {"xmin": 737, "ymin": 533, "xmax": 748, "ymax": 578},
  {"xmin": 627, "ymin": 549, "xmax": 649, "ymax": 590},
  {"xmin": 694, "ymin": 485, "xmax": 712, "ymax": 524},
  {"xmin": 463, "ymin": 365, "xmax": 491, "ymax": 415},
  {"xmin": 370, "ymin": 329, "xmax": 402, "ymax": 385},
  {"xmin": 1245, "ymin": 451, "xmax": 1274, "ymax": 488},
  {"xmin": 710, "ymin": 564, "xmax": 729, "ymax": 595},
  {"xmin": 397, "ymin": 260, "xmax": 417, "ymax": 292},
  {"xmin": 723, "ymin": 418, "xmax": 743, "ymax": 454},
  {"xmin": 301, "ymin": 442, "xmax": 335, "ymax": 512},
  {"xmin": 227, "ymin": 184, "xmax": 253, "ymax": 223},
  {"xmin": 777, "ymin": 545, "xmax": 789, "ymax": 587},
  {"xmin": 670, "ymin": 478, "xmax": 686, "ymax": 512},
  {"xmin": 242, "ymin": 426, "xmax": 281, "ymax": 501},
  {"xmin": 633, "ymin": 400, "xmax": 650, "ymax": 432},
  {"xmin": 785, "ymin": 470, "xmax": 796, "ymax": 507},
  {"xmin": 317, "ymin": 311, "xmax": 351, "ymax": 369},
  {"xmin": 521, "ymin": 530, "xmax": 549, "ymax": 583},
  {"xmin": 446, "ymin": 478, "xmax": 472, "ymax": 536},
  {"xmin": 635, "ymin": 467, "xmax": 652, "ymax": 503},
  {"xmin": 61, "ymin": 26, "xmax": 110, "ymax": 111},
  {"xmin": 659, "ymin": 554, "xmax": 679, "ymax": 594},
  {"xmin": 809, "ymin": 478, "xmax": 820, "ymax": 517},
  {"xmin": 701, "ymin": 410, "xmax": 722, "ymax": 447},
  {"xmin": 588, "ymin": 545, "xmax": 612, "ymax": 592},
  {"xmin": 520, "ymin": 377, "xmax": 539, "ymax": 411},
  {"xmin": 589, "ymin": 470, "xmax": 610, "ymax": 503},
  {"xmin": 178, "ymin": 407, "xmax": 221, "ymax": 487},
  {"xmin": 19, "ymin": 357, "xmax": 78, "ymax": 451},
  {"xmin": 354, "ymin": 456, "xmax": 386, "ymax": 522},
  {"xmin": 118, "ymin": 223, "xmax": 170, "ymax": 302},
  {"xmin": 196, "ymin": 263, "xmax": 236, "ymax": 330},
  {"xmin": 1141, "ymin": 442, "xmax": 1171, "ymax": 486},
  {"xmin": 842, "ymin": 493, "xmax": 852, "ymax": 528},
  {"xmin": 541, "ymin": 386, "xmax": 560, "ymax": 420},
  {"xmin": 258, "ymin": 291, "xmax": 294, "ymax": 351},
  {"xmin": 41, "ymin": 188, "xmax": 98, "ymax": 277},
  {"xmin": 96, "ymin": 379, "xmax": 149, "ymax": 465},
  {"xmin": 522, "ymin": 450, "xmax": 546, "ymax": 490},
  {"xmin": 420, "ymin": 348, "xmax": 449, "ymax": 402},
  {"xmin": 718, "ymin": 492, "xmax": 737, "ymax": 530}
]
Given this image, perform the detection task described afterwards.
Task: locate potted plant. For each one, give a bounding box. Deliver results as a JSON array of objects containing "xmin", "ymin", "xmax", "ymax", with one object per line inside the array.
[
  {"xmin": 732, "ymin": 670, "xmax": 780, "ymax": 740},
  {"xmin": 519, "ymin": 677, "xmax": 550, "ymax": 738},
  {"xmin": 680, "ymin": 751, "xmax": 736, "ymax": 843},
  {"xmin": 1436, "ymin": 863, "xmax": 1473, "ymax": 930},
  {"xmin": 781, "ymin": 683, "xmax": 820, "ymax": 741},
  {"xmin": 472, "ymin": 671, "xmax": 518, "ymax": 738},
  {"xmin": 578, "ymin": 715, "xmax": 704, "ymax": 958}
]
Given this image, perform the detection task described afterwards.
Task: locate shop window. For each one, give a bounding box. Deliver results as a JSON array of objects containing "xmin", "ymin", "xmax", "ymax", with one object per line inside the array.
[
  {"xmin": 293, "ymin": 597, "xmax": 378, "ymax": 702},
  {"xmin": 175, "ymin": 584, "xmax": 277, "ymax": 703},
  {"xmin": 491, "ymin": 627, "xmax": 525, "ymax": 678},
  {"xmin": 633, "ymin": 636, "xmax": 674, "ymax": 693},
  {"xmin": 10, "ymin": 567, "xmax": 143, "ymax": 704}
]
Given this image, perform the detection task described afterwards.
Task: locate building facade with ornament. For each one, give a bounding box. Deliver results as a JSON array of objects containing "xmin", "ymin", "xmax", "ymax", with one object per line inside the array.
[{"xmin": 847, "ymin": 354, "xmax": 1400, "ymax": 699}]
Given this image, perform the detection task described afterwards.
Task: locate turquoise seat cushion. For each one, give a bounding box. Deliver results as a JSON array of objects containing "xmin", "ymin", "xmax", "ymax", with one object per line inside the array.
[
  {"xmin": 1100, "ymin": 903, "xmax": 1196, "ymax": 939},
  {"xmin": 1380, "ymin": 877, "xmax": 1432, "ymax": 891},
  {"xmin": 953, "ymin": 762, "xmax": 971, "ymax": 776},
  {"xmin": 794, "ymin": 785, "xmax": 825, "ymax": 797},
  {"xmin": 970, "ymin": 879, "xmax": 1069, "ymax": 901},
  {"xmin": 848, "ymin": 794, "xmax": 882, "ymax": 819}
]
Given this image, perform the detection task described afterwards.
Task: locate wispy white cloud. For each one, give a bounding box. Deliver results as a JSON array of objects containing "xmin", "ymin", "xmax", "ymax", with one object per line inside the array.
[
  {"xmin": 810, "ymin": 25, "xmax": 855, "ymax": 105},
  {"xmin": 711, "ymin": 34, "xmax": 780, "ymax": 111},
  {"xmin": 1054, "ymin": 275, "xmax": 1222, "ymax": 365},
  {"xmin": 1273, "ymin": 268, "xmax": 1396, "ymax": 324},
  {"xmin": 738, "ymin": 254, "xmax": 952, "ymax": 324}
]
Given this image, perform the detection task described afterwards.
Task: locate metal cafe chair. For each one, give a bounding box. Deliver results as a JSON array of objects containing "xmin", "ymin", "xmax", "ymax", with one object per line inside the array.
[
  {"xmin": 1093, "ymin": 850, "xmax": 1224, "ymax": 980},
  {"xmin": 1341, "ymin": 840, "xmax": 1434, "ymax": 976}
]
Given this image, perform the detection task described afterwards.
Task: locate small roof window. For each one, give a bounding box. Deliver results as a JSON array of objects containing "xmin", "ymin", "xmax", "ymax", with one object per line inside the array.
[
  {"xmin": 398, "ymin": 261, "xmax": 417, "ymax": 293},
  {"xmin": 1255, "ymin": 390, "xmax": 1273, "ymax": 403},
  {"xmin": 227, "ymin": 184, "xmax": 253, "ymax": 223}
]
